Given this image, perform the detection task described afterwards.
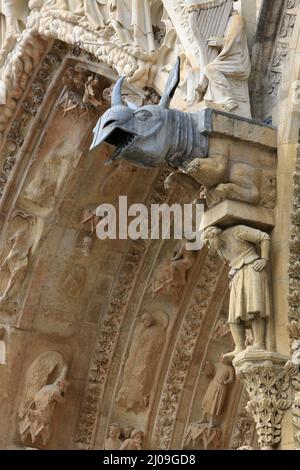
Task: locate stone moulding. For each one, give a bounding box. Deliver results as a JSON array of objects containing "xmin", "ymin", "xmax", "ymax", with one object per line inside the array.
[
  {"xmin": 152, "ymin": 253, "xmax": 226, "ymax": 450},
  {"xmin": 288, "ymin": 143, "xmax": 300, "ymax": 449}
]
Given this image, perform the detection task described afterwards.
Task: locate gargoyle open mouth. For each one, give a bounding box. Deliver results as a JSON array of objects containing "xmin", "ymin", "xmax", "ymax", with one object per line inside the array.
[{"xmin": 105, "ymin": 128, "xmax": 136, "ymax": 163}]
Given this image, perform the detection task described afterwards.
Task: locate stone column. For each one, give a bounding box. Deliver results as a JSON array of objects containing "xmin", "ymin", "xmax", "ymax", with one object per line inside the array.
[{"xmin": 233, "ymin": 350, "xmax": 296, "ymax": 450}]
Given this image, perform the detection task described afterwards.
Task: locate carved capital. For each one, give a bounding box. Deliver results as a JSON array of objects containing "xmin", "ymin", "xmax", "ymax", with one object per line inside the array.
[{"xmin": 233, "ymin": 350, "xmax": 293, "ymax": 449}]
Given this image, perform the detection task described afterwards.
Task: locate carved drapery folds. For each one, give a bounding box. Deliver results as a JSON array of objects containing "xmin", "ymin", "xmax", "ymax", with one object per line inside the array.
[
  {"xmin": 0, "ymin": 0, "xmax": 253, "ymax": 134},
  {"xmin": 18, "ymin": 351, "xmax": 69, "ymax": 447}
]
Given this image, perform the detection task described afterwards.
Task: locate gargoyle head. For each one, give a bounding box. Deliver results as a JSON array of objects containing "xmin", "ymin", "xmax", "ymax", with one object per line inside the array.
[{"xmin": 91, "ymin": 58, "xmax": 181, "ymax": 168}]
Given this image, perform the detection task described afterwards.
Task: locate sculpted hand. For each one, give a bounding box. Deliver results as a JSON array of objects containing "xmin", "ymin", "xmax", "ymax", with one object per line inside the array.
[
  {"xmin": 207, "ymin": 37, "xmax": 224, "ymax": 48},
  {"xmin": 252, "ymin": 259, "xmax": 267, "ymax": 272}
]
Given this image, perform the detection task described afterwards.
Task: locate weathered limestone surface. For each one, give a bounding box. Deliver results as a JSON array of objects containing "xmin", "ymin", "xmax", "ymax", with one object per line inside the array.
[{"xmin": 0, "ymin": 0, "xmax": 298, "ymax": 452}]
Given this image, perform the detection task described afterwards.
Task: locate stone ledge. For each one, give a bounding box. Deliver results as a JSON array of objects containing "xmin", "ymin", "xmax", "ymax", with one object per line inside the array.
[
  {"xmin": 233, "ymin": 348, "xmax": 289, "ymax": 369},
  {"xmin": 201, "ymin": 200, "xmax": 275, "ymax": 231}
]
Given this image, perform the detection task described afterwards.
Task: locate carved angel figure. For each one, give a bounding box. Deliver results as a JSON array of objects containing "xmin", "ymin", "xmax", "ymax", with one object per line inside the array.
[{"xmin": 19, "ymin": 352, "xmax": 69, "ymax": 446}]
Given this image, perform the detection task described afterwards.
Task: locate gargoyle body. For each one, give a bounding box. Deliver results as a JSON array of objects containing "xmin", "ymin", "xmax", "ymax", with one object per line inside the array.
[{"xmin": 91, "ymin": 59, "xmax": 260, "ymax": 208}]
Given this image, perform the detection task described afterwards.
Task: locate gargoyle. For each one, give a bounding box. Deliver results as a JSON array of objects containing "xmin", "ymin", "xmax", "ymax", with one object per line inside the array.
[{"xmin": 91, "ymin": 58, "xmax": 260, "ymax": 208}]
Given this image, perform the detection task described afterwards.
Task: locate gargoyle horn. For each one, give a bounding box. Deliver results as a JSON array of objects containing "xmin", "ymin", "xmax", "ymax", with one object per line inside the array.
[
  {"xmin": 159, "ymin": 57, "xmax": 181, "ymax": 109},
  {"xmin": 111, "ymin": 75, "xmax": 125, "ymax": 106}
]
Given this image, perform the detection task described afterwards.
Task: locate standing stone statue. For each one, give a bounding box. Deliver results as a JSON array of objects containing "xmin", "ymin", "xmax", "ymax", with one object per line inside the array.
[
  {"xmin": 116, "ymin": 311, "xmax": 168, "ymax": 411},
  {"xmin": 203, "ymin": 225, "xmax": 271, "ymax": 360},
  {"xmin": 109, "ymin": 0, "xmax": 132, "ymax": 45},
  {"xmin": 0, "ymin": 228, "xmax": 32, "ymax": 303},
  {"xmin": 201, "ymin": 357, "xmax": 235, "ymax": 427},
  {"xmin": 204, "ymin": 8, "xmax": 251, "ymax": 117}
]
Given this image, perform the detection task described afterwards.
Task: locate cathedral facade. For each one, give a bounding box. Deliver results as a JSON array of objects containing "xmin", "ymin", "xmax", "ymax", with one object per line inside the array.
[{"xmin": 0, "ymin": 0, "xmax": 299, "ymax": 451}]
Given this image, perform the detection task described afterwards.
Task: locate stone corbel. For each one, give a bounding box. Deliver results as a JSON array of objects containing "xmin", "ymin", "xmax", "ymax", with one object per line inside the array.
[{"xmin": 233, "ymin": 350, "xmax": 295, "ymax": 450}]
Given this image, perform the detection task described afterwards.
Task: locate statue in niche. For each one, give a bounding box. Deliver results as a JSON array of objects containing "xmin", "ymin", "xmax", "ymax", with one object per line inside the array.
[
  {"xmin": 120, "ymin": 429, "xmax": 144, "ymax": 450},
  {"xmin": 104, "ymin": 423, "xmax": 122, "ymax": 450},
  {"xmin": 151, "ymin": 239, "xmax": 195, "ymax": 301},
  {"xmin": 0, "ymin": 214, "xmax": 36, "ymax": 305},
  {"xmin": 203, "ymin": 8, "xmax": 251, "ymax": 115},
  {"xmin": 201, "ymin": 357, "xmax": 235, "ymax": 427},
  {"xmin": 19, "ymin": 352, "xmax": 69, "ymax": 446},
  {"xmin": 203, "ymin": 225, "xmax": 272, "ymax": 360},
  {"xmin": 116, "ymin": 311, "xmax": 168, "ymax": 411}
]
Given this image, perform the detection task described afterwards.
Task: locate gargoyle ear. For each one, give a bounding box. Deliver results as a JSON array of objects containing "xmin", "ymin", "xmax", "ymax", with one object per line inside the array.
[
  {"xmin": 159, "ymin": 57, "xmax": 180, "ymax": 109},
  {"xmin": 112, "ymin": 75, "xmax": 125, "ymax": 106}
]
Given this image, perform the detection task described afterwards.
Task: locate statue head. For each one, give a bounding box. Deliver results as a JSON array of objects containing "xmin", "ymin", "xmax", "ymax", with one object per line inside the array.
[
  {"xmin": 81, "ymin": 235, "xmax": 93, "ymax": 256},
  {"xmin": 131, "ymin": 429, "xmax": 144, "ymax": 443},
  {"xmin": 108, "ymin": 423, "xmax": 121, "ymax": 439},
  {"xmin": 123, "ymin": 425, "xmax": 134, "ymax": 438},
  {"xmin": 141, "ymin": 313, "xmax": 155, "ymax": 327},
  {"xmin": 202, "ymin": 226, "xmax": 223, "ymax": 253},
  {"xmin": 91, "ymin": 58, "xmax": 181, "ymax": 168}
]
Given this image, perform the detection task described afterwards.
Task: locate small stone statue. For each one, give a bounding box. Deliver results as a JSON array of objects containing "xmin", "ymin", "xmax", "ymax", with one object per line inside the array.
[
  {"xmin": 19, "ymin": 365, "xmax": 69, "ymax": 446},
  {"xmin": 0, "ymin": 228, "xmax": 31, "ymax": 303},
  {"xmin": 104, "ymin": 423, "xmax": 122, "ymax": 450},
  {"xmin": 203, "ymin": 225, "xmax": 271, "ymax": 360},
  {"xmin": 151, "ymin": 239, "xmax": 195, "ymax": 300},
  {"xmin": 201, "ymin": 356, "xmax": 235, "ymax": 427},
  {"xmin": 120, "ymin": 429, "xmax": 144, "ymax": 450},
  {"xmin": 116, "ymin": 311, "xmax": 168, "ymax": 411}
]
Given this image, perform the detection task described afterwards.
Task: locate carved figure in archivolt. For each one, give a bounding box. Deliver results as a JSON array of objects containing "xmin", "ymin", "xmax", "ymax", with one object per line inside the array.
[
  {"xmin": 116, "ymin": 311, "xmax": 168, "ymax": 411},
  {"xmin": 0, "ymin": 1, "xmax": 29, "ymax": 103},
  {"xmin": 104, "ymin": 423, "xmax": 122, "ymax": 450},
  {"xmin": 203, "ymin": 225, "xmax": 272, "ymax": 360},
  {"xmin": 151, "ymin": 239, "xmax": 195, "ymax": 301},
  {"xmin": 19, "ymin": 351, "xmax": 69, "ymax": 446},
  {"xmin": 203, "ymin": 8, "xmax": 251, "ymax": 116},
  {"xmin": 120, "ymin": 429, "xmax": 144, "ymax": 450},
  {"xmin": 0, "ymin": 212, "xmax": 36, "ymax": 305},
  {"xmin": 52, "ymin": 0, "xmax": 155, "ymax": 52},
  {"xmin": 201, "ymin": 357, "xmax": 235, "ymax": 427},
  {"xmin": 61, "ymin": 264, "xmax": 86, "ymax": 301}
]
